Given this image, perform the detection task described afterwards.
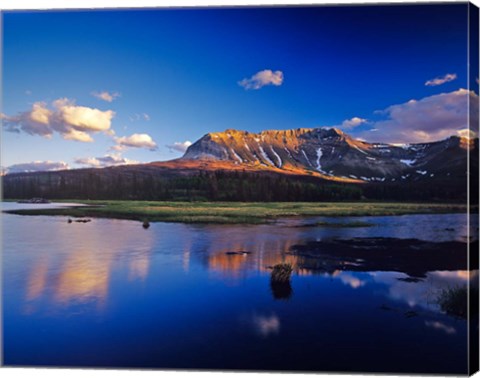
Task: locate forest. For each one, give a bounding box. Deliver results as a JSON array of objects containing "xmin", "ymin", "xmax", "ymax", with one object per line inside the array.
[{"xmin": 2, "ymin": 167, "xmax": 473, "ymax": 203}]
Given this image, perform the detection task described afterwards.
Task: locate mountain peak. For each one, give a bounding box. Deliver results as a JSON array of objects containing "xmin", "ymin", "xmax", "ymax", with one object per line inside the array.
[{"xmin": 181, "ymin": 126, "xmax": 476, "ymax": 183}]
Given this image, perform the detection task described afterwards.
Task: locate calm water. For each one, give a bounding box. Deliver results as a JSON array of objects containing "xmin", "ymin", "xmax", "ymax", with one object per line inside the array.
[{"xmin": 2, "ymin": 202, "xmax": 477, "ymax": 373}]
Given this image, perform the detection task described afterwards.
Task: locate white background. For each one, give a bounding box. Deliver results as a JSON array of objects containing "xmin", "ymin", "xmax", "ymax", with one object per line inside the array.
[{"xmin": 0, "ymin": 0, "xmax": 479, "ymax": 378}]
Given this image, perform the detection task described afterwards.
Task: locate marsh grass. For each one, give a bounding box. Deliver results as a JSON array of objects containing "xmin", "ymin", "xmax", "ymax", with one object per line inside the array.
[
  {"xmin": 4, "ymin": 200, "xmax": 468, "ymax": 224},
  {"xmin": 271, "ymin": 263, "xmax": 293, "ymax": 283},
  {"xmin": 436, "ymin": 285, "xmax": 479, "ymax": 319}
]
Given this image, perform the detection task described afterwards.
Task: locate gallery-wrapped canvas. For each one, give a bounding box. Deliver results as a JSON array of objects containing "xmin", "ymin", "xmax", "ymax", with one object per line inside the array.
[{"xmin": 1, "ymin": 1, "xmax": 479, "ymax": 376}]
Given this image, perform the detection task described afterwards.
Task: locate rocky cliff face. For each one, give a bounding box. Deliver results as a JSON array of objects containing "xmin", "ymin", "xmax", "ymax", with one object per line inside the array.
[{"xmin": 182, "ymin": 127, "xmax": 476, "ymax": 183}]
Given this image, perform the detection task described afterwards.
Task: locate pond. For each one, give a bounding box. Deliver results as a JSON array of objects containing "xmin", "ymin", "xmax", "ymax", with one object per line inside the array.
[{"xmin": 2, "ymin": 202, "xmax": 477, "ymax": 374}]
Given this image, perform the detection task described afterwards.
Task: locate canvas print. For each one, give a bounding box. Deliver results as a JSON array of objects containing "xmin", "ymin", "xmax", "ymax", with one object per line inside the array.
[{"xmin": 1, "ymin": 2, "xmax": 479, "ymax": 375}]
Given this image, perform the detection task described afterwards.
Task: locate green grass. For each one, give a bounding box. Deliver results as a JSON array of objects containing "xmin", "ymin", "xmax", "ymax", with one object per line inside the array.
[{"xmin": 3, "ymin": 200, "xmax": 468, "ymax": 224}]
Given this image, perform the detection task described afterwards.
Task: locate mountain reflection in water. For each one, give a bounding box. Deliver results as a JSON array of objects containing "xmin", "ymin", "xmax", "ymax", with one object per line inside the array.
[{"xmin": 2, "ymin": 204, "xmax": 477, "ymax": 373}]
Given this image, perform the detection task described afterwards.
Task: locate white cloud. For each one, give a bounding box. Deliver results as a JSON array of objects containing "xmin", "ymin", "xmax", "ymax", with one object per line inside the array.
[
  {"xmin": 53, "ymin": 98, "xmax": 114, "ymax": 132},
  {"xmin": 425, "ymin": 73, "xmax": 457, "ymax": 87},
  {"xmin": 238, "ymin": 69, "xmax": 284, "ymax": 90},
  {"xmin": 166, "ymin": 140, "xmax": 192, "ymax": 153},
  {"xmin": 114, "ymin": 133, "xmax": 157, "ymax": 150},
  {"xmin": 91, "ymin": 91, "xmax": 120, "ymax": 102},
  {"xmin": 340, "ymin": 117, "xmax": 368, "ymax": 129},
  {"xmin": 30, "ymin": 102, "xmax": 52, "ymax": 125},
  {"xmin": 2, "ymin": 102, "xmax": 54, "ymax": 137},
  {"xmin": 75, "ymin": 154, "xmax": 138, "ymax": 168},
  {"xmin": 62, "ymin": 129, "xmax": 94, "ymax": 143},
  {"xmin": 2, "ymin": 98, "xmax": 115, "ymax": 142},
  {"xmin": 358, "ymin": 89, "xmax": 479, "ymax": 143},
  {"xmin": 6, "ymin": 160, "xmax": 69, "ymax": 174}
]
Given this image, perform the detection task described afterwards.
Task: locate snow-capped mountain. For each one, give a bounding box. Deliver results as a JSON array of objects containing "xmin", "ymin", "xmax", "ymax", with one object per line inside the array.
[{"xmin": 181, "ymin": 127, "xmax": 476, "ymax": 183}]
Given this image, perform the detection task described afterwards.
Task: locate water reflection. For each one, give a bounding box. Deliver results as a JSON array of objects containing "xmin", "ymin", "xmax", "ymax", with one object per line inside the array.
[
  {"xmin": 128, "ymin": 252, "xmax": 151, "ymax": 281},
  {"xmin": 26, "ymin": 260, "xmax": 49, "ymax": 301},
  {"xmin": 425, "ymin": 320, "xmax": 457, "ymax": 335},
  {"xmin": 251, "ymin": 313, "xmax": 281, "ymax": 337},
  {"xmin": 331, "ymin": 270, "xmax": 366, "ymax": 289},
  {"xmin": 357, "ymin": 270, "xmax": 478, "ymax": 313},
  {"xmin": 2, "ymin": 205, "xmax": 475, "ymax": 372},
  {"xmin": 14, "ymin": 217, "xmax": 155, "ymax": 314},
  {"xmin": 54, "ymin": 248, "xmax": 111, "ymax": 307},
  {"xmin": 8, "ymin": 210, "xmax": 474, "ymax": 316},
  {"xmin": 270, "ymin": 280, "xmax": 293, "ymax": 300}
]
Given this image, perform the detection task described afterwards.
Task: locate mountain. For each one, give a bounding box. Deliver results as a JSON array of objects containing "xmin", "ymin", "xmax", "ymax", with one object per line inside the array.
[
  {"xmin": 180, "ymin": 127, "xmax": 476, "ymax": 183},
  {"xmin": 3, "ymin": 127, "xmax": 477, "ymax": 202}
]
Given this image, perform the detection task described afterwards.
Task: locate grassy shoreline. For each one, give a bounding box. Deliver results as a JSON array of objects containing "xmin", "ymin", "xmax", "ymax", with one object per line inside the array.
[{"xmin": 2, "ymin": 200, "xmax": 470, "ymax": 224}]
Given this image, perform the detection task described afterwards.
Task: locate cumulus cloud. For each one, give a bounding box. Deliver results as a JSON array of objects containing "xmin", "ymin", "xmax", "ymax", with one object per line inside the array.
[
  {"xmin": 62, "ymin": 129, "xmax": 94, "ymax": 143},
  {"xmin": 166, "ymin": 140, "xmax": 192, "ymax": 153},
  {"xmin": 2, "ymin": 102, "xmax": 53, "ymax": 137},
  {"xmin": 91, "ymin": 91, "xmax": 120, "ymax": 102},
  {"xmin": 2, "ymin": 98, "xmax": 115, "ymax": 142},
  {"xmin": 53, "ymin": 98, "xmax": 114, "ymax": 132},
  {"xmin": 340, "ymin": 117, "xmax": 368, "ymax": 129},
  {"xmin": 6, "ymin": 161, "xmax": 69, "ymax": 174},
  {"xmin": 238, "ymin": 69, "xmax": 284, "ymax": 90},
  {"xmin": 425, "ymin": 73, "xmax": 457, "ymax": 87},
  {"xmin": 357, "ymin": 89, "xmax": 479, "ymax": 143},
  {"xmin": 75, "ymin": 154, "xmax": 139, "ymax": 168},
  {"xmin": 114, "ymin": 133, "xmax": 157, "ymax": 150}
]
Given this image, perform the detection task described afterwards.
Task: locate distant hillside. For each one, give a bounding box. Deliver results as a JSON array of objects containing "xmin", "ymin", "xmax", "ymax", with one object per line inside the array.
[{"xmin": 3, "ymin": 128, "xmax": 478, "ymax": 202}]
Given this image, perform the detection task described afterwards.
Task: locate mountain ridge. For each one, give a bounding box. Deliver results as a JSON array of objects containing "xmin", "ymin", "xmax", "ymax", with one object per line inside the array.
[{"xmin": 180, "ymin": 127, "xmax": 476, "ymax": 183}]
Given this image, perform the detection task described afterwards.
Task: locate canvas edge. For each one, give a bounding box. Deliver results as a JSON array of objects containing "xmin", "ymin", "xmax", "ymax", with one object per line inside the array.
[{"xmin": 468, "ymin": 1, "xmax": 480, "ymax": 376}]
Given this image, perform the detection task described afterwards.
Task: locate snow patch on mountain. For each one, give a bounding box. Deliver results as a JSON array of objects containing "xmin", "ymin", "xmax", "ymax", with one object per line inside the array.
[
  {"xmin": 316, "ymin": 148, "xmax": 323, "ymax": 171},
  {"xmin": 259, "ymin": 146, "xmax": 275, "ymax": 166},
  {"xmin": 270, "ymin": 147, "xmax": 282, "ymax": 167},
  {"xmin": 230, "ymin": 149, "xmax": 243, "ymax": 163},
  {"xmin": 302, "ymin": 150, "xmax": 313, "ymax": 167},
  {"xmin": 400, "ymin": 159, "xmax": 416, "ymax": 166},
  {"xmin": 353, "ymin": 146, "xmax": 368, "ymax": 155}
]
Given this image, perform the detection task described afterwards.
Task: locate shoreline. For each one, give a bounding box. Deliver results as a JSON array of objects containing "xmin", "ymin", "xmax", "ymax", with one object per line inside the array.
[{"xmin": 2, "ymin": 200, "xmax": 471, "ymax": 224}]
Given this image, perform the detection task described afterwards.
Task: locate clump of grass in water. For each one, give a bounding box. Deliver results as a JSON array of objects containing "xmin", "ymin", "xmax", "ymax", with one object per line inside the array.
[
  {"xmin": 436, "ymin": 285, "xmax": 479, "ymax": 319},
  {"xmin": 271, "ymin": 263, "xmax": 293, "ymax": 283},
  {"xmin": 270, "ymin": 263, "xmax": 293, "ymax": 300}
]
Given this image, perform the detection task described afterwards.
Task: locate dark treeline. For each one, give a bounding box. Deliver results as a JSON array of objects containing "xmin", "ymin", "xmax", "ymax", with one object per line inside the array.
[{"xmin": 2, "ymin": 167, "xmax": 470, "ymax": 203}]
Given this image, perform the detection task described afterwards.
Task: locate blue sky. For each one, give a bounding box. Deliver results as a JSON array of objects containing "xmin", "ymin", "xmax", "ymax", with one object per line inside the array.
[{"xmin": 2, "ymin": 3, "xmax": 477, "ymax": 172}]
